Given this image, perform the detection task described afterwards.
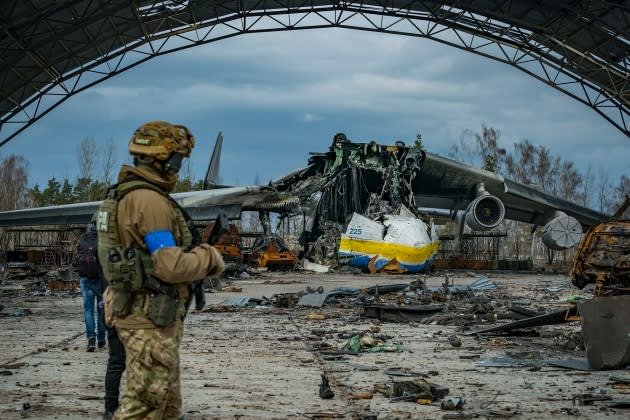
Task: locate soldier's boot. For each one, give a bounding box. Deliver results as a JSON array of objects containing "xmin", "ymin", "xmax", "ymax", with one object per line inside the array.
[{"xmin": 87, "ymin": 337, "xmax": 96, "ymax": 352}]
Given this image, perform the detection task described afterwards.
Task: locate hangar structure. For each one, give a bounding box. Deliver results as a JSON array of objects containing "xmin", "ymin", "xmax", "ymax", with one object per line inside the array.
[{"xmin": 0, "ymin": 0, "xmax": 628, "ymax": 147}]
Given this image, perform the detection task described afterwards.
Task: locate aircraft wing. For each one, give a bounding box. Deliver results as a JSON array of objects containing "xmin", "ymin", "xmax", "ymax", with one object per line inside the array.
[
  {"xmin": 0, "ymin": 186, "xmax": 300, "ymax": 227},
  {"xmin": 0, "ymin": 131, "xmax": 306, "ymax": 227},
  {"xmin": 414, "ymin": 152, "xmax": 607, "ymax": 228}
]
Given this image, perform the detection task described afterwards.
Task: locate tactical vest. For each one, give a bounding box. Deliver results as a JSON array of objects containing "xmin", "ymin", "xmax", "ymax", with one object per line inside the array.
[{"xmin": 95, "ymin": 179, "xmax": 192, "ymax": 324}]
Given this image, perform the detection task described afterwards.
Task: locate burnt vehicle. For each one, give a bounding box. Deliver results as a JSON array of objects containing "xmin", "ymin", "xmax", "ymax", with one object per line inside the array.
[
  {"xmin": 570, "ymin": 198, "xmax": 630, "ymax": 370},
  {"xmin": 571, "ymin": 196, "xmax": 630, "ymax": 295}
]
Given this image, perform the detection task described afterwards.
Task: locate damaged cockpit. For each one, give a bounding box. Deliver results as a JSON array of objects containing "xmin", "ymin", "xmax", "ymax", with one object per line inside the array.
[
  {"xmin": 269, "ymin": 133, "xmax": 437, "ymax": 272},
  {"xmin": 273, "ymin": 133, "xmax": 425, "ymax": 226}
]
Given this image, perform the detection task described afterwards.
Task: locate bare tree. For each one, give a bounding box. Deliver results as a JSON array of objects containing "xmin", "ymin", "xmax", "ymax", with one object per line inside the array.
[
  {"xmin": 502, "ymin": 140, "xmax": 583, "ymax": 201},
  {"xmin": 0, "ymin": 154, "xmax": 29, "ymax": 262},
  {"xmin": 101, "ymin": 137, "xmax": 117, "ymax": 187},
  {"xmin": 505, "ymin": 140, "xmax": 535, "ymax": 185},
  {"xmin": 0, "ymin": 154, "xmax": 29, "ymax": 210},
  {"xmin": 449, "ymin": 129, "xmax": 478, "ymax": 166},
  {"xmin": 558, "ymin": 161, "xmax": 583, "ymax": 200},
  {"xmin": 596, "ymin": 168, "xmax": 611, "ymax": 214},
  {"xmin": 580, "ymin": 163, "xmax": 595, "ymax": 208},
  {"xmin": 614, "ymin": 175, "xmax": 630, "ymax": 217},
  {"xmin": 180, "ymin": 158, "xmax": 194, "ymax": 183},
  {"xmin": 173, "ymin": 159, "xmax": 198, "ymax": 193},
  {"xmin": 77, "ymin": 136, "xmax": 99, "ymax": 181},
  {"xmin": 449, "ymin": 124, "xmax": 505, "ymax": 172},
  {"xmin": 532, "ymin": 146, "xmax": 558, "ymax": 194}
]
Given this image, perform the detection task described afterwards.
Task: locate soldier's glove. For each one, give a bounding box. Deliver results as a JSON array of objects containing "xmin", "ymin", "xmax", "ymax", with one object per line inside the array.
[{"xmin": 207, "ymin": 246, "xmax": 225, "ymax": 277}]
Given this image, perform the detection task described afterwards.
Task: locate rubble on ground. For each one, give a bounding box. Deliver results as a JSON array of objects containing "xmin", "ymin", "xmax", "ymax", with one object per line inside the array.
[{"xmin": 0, "ymin": 269, "xmax": 629, "ymax": 419}]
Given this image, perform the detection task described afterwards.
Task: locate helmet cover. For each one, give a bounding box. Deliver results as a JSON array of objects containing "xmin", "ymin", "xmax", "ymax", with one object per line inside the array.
[{"xmin": 128, "ymin": 121, "xmax": 195, "ymax": 160}]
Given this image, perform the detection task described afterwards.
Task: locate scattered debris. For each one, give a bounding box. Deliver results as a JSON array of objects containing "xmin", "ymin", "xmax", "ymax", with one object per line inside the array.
[
  {"xmin": 465, "ymin": 306, "xmax": 578, "ymax": 336},
  {"xmin": 572, "ymin": 393, "xmax": 613, "ymax": 406},
  {"xmin": 0, "ymin": 362, "xmax": 28, "ymax": 369},
  {"xmin": 546, "ymin": 358, "xmax": 592, "ymax": 371},
  {"xmin": 467, "ymin": 276, "xmax": 497, "ymax": 291},
  {"xmin": 448, "ymin": 334, "xmax": 462, "ymax": 348},
  {"xmin": 251, "ymin": 234, "xmax": 298, "ymax": 271},
  {"xmin": 341, "ymin": 331, "xmax": 404, "ymax": 353},
  {"xmin": 1, "ymin": 268, "xmax": 630, "ymax": 418},
  {"xmin": 319, "ymin": 374, "xmax": 334, "ymax": 399},
  {"xmin": 374, "ymin": 377, "xmax": 449, "ymax": 404},
  {"xmin": 441, "ymin": 397, "xmax": 465, "ymax": 410},
  {"xmin": 363, "ymin": 303, "xmax": 444, "ymax": 322},
  {"xmin": 538, "ymin": 279, "xmax": 572, "ymax": 292},
  {"xmin": 303, "ymin": 260, "xmax": 329, "ymax": 273},
  {"xmin": 476, "ymin": 351, "xmax": 545, "ymax": 370}
]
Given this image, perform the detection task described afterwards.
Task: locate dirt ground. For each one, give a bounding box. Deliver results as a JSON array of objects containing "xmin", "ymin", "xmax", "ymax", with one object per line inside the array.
[{"xmin": 1, "ymin": 269, "xmax": 629, "ymax": 419}]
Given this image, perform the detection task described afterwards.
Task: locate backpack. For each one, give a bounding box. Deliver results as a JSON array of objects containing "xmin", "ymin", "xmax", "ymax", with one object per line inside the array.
[{"xmin": 77, "ymin": 230, "xmax": 100, "ymax": 279}]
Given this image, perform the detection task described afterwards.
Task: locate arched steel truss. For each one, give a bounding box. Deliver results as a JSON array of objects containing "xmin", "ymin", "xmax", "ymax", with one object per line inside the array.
[{"xmin": 1, "ymin": 0, "xmax": 628, "ymax": 147}]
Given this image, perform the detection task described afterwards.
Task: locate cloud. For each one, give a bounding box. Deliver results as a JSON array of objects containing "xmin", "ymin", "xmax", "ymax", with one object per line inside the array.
[
  {"xmin": 301, "ymin": 113, "xmax": 323, "ymax": 122},
  {"xmin": 3, "ymin": 29, "xmax": 628, "ymax": 192}
]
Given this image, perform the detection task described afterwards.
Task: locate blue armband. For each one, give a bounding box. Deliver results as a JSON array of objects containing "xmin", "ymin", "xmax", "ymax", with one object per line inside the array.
[{"xmin": 144, "ymin": 230, "xmax": 176, "ymax": 254}]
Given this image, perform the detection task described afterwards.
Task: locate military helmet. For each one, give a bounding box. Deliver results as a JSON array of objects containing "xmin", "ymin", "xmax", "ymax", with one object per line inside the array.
[{"xmin": 128, "ymin": 121, "xmax": 195, "ymax": 161}]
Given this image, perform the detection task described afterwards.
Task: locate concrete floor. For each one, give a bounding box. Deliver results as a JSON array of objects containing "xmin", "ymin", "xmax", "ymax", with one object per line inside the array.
[{"xmin": 1, "ymin": 270, "xmax": 629, "ymax": 419}]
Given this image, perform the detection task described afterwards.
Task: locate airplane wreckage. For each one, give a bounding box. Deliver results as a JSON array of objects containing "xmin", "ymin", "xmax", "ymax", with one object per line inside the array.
[
  {"xmin": 265, "ymin": 132, "xmax": 607, "ymax": 274},
  {"xmin": 2, "ymin": 133, "xmax": 629, "ymax": 372},
  {"xmin": 0, "ymin": 133, "xmax": 610, "ymax": 277}
]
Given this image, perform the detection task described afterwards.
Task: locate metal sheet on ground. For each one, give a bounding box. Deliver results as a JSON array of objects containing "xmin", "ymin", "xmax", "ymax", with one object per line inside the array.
[
  {"xmin": 546, "ymin": 358, "xmax": 593, "ymax": 371},
  {"xmin": 297, "ymin": 293, "xmax": 329, "ymax": 307},
  {"xmin": 578, "ymin": 295, "xmax": 630, "ymax": 370}
]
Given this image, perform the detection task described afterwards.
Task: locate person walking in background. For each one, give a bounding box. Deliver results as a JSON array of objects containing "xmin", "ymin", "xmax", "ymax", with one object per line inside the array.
[
  {"xmin": 103, "ymin": 285, "xmax": 125, "ymax": 419},
  {"xmin": 76, "ymin": 222, "xmax": 106, "ymax": 352}
]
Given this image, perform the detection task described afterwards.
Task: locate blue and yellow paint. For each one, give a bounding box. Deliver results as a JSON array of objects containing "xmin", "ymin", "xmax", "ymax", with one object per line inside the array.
[{"xmin": 338, "ymin": 236, "xmax": 440, "ymax": 273}]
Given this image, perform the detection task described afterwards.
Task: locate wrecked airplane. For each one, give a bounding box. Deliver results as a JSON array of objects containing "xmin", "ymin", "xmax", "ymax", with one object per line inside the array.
[
  {"xmin": 267, "ymin": 134, "xmax": 440, "ymax": 271},
  {"xmin": 0, "ymin": 132, "xmax": 609, "ymax": 274},
  {"xmin": 268, "ymin": 133, "xmax": 607, "ymax": 269}
]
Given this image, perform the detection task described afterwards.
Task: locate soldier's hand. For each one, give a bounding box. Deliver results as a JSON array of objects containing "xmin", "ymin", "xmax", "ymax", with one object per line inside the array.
[{"xmin": 207, "ymin": 246, "xmax": 225, "ymax": 277}]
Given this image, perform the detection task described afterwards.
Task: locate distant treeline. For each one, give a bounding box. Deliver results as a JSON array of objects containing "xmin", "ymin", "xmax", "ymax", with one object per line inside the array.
[{"xmin": 0, "ymin": 137, "xmax": 204, "ymax": 211}]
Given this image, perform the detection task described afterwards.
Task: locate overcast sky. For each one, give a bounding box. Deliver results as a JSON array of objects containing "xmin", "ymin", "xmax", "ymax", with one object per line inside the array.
[{"xmin": 1, "ymin": 29, "xmax": 628, "ymax": 190}]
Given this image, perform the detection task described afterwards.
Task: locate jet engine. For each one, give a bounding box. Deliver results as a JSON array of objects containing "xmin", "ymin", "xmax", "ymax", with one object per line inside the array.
[
  {"xmin": 541, "ymin": 212, "xmax": 583, "ymax": 250},
  {"xmin": 465, "ymin": 195, "xmax": 505, "ymax": 231}
]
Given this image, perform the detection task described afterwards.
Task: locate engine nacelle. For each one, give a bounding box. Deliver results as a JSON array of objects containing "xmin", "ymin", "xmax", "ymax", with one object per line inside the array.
[
  {"xmin": 465, "ymin": 195, "xmax": 505, "ymax": 231},
  {"xmin": 542, "ymin": 213, "xmax": 583, "ymax": 250}
]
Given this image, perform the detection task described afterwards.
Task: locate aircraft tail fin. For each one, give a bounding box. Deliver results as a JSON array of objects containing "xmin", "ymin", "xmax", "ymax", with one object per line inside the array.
[{"xmin": 203, "ymin": 131, "xmax": 223, "ymax": 189}]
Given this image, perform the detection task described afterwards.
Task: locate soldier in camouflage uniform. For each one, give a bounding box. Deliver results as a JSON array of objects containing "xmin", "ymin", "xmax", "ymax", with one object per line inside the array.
[{"xmin": 97, "ymin": 121, "xmax": 224, "ymax": 419}]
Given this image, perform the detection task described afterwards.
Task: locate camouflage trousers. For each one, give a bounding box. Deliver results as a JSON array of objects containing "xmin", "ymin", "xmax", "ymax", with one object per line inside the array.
[{"xmin": 113, "ymin": 320, "xmax": 183, "ymax": 420}]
